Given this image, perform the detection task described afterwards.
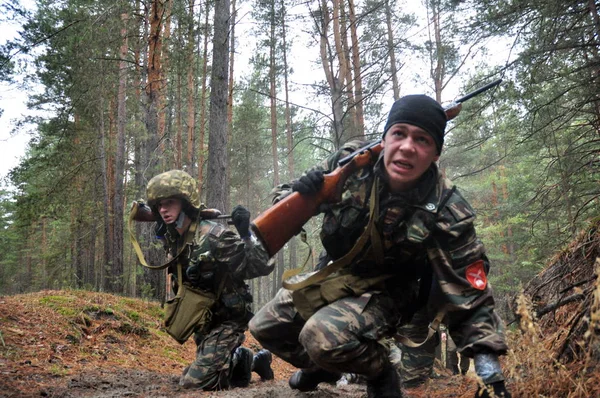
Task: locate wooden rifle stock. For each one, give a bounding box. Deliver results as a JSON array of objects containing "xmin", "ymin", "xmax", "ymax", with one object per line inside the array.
[
  {"xmin": 250, "ymin": 144, "xmax": 383, "ymax": 257},
  {"xmin": 131, "ymin": 201, "xmax": 157, "ymax": 222}
]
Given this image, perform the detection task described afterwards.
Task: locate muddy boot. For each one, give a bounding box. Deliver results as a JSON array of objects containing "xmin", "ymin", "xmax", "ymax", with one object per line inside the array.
[
  {"xmin": 367, "ymin": 364, "xmax": 403, "ymax": 398},
  {"xmin": 230, "ymin": 346, "xmax": 253, "ymax": 388},
  {"xmin": 288, "ymin": 368, "xmax": 340, "ymax": 392},
  {"xmin": 251, "ymin": 349, "xmax": 274, "ymax": 381}
]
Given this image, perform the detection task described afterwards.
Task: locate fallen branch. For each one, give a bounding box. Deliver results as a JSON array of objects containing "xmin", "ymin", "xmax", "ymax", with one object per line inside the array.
[{"xmin": 536, "ymin": 293, "xmax": 586, "ymax": 318}]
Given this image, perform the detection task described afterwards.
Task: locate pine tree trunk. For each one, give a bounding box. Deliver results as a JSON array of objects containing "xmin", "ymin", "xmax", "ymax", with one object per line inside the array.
[
  {"xmin": 348, "ymin": 0, "xmax": 364, "ymax": 137},
  {"xmin": 148, "ymin": 0, "xmax": 165, "ymax": 163},
  {"xmin": 336, "ymin": 0, "xmax": 357, "ymax": 138},
  {"xmin": 111, "ymin": 12, "xmax": 129, "ymax": 294},
  {"xmin": 268, "ymin": 0, "xmax": 283, "ymax": 295},
  {"xmin": 429, "ymin": 0, "xmax": 444, "ymax": 102},
  {"xmin": 176, "ymin": 72, "xmax": 183, "ymax": 169},
  {"xmin": 186, "ymin": 0, "xmax": 196, "ymax": 172},
  {"xmin": 206, "ymin": 0, "xmax": 231, "ymax": 211},
  {"xmin": 198, "ymin": 0, "xmax": 211, "ymax": 198},
  {"xmin": 384, "ymin": 0, "xmax": 400, "ymax": 100},
  {"xmin": 158, "ymin": 1, "xmax": 172, "ymax": 164},
  {"xmin": 317, "ymin": 0, "xmax": 345, "ymax": 149},
  {"xmin": 281, "ymin": 0, "xmax": 297, "ymax": 270},
  {"xmin": 226, "ymin": 0, "xmax": 237, "ymax": 211}
]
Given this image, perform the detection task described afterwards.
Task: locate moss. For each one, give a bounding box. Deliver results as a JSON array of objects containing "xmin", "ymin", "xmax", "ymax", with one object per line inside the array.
[
  {"xmin": 147, "ymin": 306, "xmax": 164, "ymax": 319},
  {"xmin": 125, "ymin": 310, "xmax": 140, "ymax": 323},
  {"xmin": 38, "ymin": 295, "xmax": 74, "ymax": 307},
  {"xmin": 56, "ymin": 307, "xmax": 78, "ymax": 317},
  {"xmin": 49, "ymin": 364, "xmax": 68, "ymax": 376},
  {"xmin": 38, "ymin": 295, "xmax": 77, "ymax": 317}
]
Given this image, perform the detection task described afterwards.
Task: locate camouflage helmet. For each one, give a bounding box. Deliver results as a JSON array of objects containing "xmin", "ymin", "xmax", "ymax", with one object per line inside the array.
[{"xmin": 146, "ymin": 170, "xmax": 200, "ymax": 209}]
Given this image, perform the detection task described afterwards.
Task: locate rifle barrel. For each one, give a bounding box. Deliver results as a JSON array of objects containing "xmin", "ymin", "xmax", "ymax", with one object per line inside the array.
[
  {"xmin": 337, "ymin": 78, "xmax": 502, "ymax": 168},
  {"xmin": 454, "ymin": 78, "xmax": 502, "ymax": 104}
]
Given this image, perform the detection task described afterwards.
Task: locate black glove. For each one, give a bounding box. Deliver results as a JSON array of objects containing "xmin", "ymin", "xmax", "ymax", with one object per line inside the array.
[
  {"xmin": 475, "ymin": 381, "xmax": 511, "ymax": 398},
  {"xmin": 292, "ymin": 169, "xmax": 324, "ymax": 195},
  {"xmin": 231, "ymin": 205, "xmax": 251, "ymax": 238}
]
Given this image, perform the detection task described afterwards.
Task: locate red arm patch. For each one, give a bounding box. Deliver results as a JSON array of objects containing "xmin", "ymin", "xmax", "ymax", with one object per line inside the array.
[{"xmin": 465, "ymin": 260, "xmax": 487, "ymax": 290}]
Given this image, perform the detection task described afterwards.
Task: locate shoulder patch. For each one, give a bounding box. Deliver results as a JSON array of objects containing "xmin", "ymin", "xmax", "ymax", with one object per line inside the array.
[{"xmin": 465, "ymin": 260, "xmax": 487, "ymax": 290}]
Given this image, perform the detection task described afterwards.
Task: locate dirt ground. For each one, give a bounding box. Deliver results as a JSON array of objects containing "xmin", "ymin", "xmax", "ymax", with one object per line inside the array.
[{"xmin": 0, "ymin": 290, "xmax": 476, "ymax": 398}]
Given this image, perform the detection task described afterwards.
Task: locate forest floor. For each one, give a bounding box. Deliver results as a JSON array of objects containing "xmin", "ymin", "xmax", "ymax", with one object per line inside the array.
[{"xmin": 0, "ymin": 290, "xmax": 478, "ymax": 398}]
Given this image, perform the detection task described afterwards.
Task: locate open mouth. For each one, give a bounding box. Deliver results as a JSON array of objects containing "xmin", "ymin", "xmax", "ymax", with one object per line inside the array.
[{"xmin": 393, "ymin": 160, "xmax": 413, "ymax": 169}]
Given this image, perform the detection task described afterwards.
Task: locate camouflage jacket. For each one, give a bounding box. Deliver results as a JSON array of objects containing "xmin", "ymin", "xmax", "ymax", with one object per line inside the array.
[
  {"xmin": 163, "ymin": 218, "xmax": 274, "ymax": 320},
  {"xmin": 275, "ymin": 140, "xmax": 508, "ymax": 356}
]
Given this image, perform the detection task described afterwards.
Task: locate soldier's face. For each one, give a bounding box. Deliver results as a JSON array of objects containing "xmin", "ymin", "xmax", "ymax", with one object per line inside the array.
[
  {"xmin": 381, "ymin": 123, "xmax": 439, "ymax": 193},
  {"xmin": 158, "ymin": 198, "xmax": 183, "ymax": 224}
]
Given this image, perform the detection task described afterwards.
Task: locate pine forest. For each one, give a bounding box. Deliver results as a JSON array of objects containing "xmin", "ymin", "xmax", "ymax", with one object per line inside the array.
[{"xmin": 0, "ymin": 0, "xmax": 599, "ymax": 396}]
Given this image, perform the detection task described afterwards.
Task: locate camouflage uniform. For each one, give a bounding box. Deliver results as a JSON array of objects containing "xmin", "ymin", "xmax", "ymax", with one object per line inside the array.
[
  {"xmin": 146, "ymin": 170, "xmax": 274, "ymax": 390},
  {"xmin": 249, "ymin": 140, "xmax": 508, "ymax": 384},
  {"xmin": 397, "ymin": 306, "xmax": 439, "ymax": 386},
  {"xmin": 447, "ymin": 330, "xmax": 471, "ymax": 375}
]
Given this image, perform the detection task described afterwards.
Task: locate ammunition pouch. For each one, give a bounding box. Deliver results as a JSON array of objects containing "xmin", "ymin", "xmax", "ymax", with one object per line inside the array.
[
  {"xmin": 292, "ymin": 272, "xmax": 391, "ymax": 320},
  {"xmin": 164, "ymin": 284, "xmax": 216, "ymax": 344},
  {"xmin": 165, "ymin": 251, "xmax": 226, "ymax": 345}
]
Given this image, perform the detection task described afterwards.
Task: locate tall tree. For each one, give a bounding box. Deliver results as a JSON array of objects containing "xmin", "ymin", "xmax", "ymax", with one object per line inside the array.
[{"xmin": 205, "ymin": 0, "xmax": 231, "ymax": 211}]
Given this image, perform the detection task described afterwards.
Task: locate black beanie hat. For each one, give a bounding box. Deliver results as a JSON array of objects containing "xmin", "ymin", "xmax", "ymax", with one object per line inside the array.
[{"xmin": 382, "ymin": 94, "xmax": 447, "ymax": 154}]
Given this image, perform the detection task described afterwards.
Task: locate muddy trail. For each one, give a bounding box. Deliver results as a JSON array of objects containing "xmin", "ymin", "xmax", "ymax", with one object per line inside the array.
[{"xmin": 0, "ymin": 290, "xmax": 477, "ymax": 398}]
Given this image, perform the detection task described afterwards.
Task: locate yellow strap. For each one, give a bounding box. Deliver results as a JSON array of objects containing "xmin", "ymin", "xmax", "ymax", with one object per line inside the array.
[
  {"xmin": 282, "ymin": 179, "xmax": 380, "ymax": 291},
  {"xmin": 280, "ymin": 229, "xmax": 313, "ymax": 284},
  {"xmin": 128, "ymin": 202, "xmax": 153, "ymax": 267}
]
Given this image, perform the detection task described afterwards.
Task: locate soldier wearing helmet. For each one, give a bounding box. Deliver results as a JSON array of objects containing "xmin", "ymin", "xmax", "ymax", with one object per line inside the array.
[{"xmin": 145, "ymin": 169, "xmax": 275, "ymax": 390}]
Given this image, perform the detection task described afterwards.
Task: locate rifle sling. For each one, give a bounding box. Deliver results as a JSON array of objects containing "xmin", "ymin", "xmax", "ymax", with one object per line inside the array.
[
  {"xmin": 128, "ymin": 202, "xmax": 197, "ymax": 270},
  {"xmin": 394, "ymin": 308, "xmax": 446, "ymax": 348},
  {"xmin": 282, "ymin": 179, "xmax": 382, "ymax": 291}
]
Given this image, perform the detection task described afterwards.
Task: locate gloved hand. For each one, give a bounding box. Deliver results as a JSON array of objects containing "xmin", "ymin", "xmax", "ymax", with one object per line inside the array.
[
  {"xmin": 475, "ymin": 380, "xmax": 511, "ymax": 398},
  {"xmin": 231, "ymin": 205, "xmax": 251, "ymax": 238},
  {"xmin": 292, "ymin": 169, "xmax": 325, "ymax": 195}
]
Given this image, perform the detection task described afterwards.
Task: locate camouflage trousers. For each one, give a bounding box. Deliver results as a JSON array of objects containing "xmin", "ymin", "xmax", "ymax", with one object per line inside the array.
[
  {"xmin": 179, "ymin": 319, "xmax": 247, "ymax": 390},
  {"xmin": 397, "ymin": 306, "xmax": 438, "ymax": 387},
  {"xmin": 249, "ymin": 286, "xmax": 399, "ymax": 379},
  {"xmin": 447, "ymin": 334, "xmax": 471, "ymax": 375}
]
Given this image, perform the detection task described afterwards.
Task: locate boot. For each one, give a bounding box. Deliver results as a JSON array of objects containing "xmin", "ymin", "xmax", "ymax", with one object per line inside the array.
[
  {"xmin": 288, "ymin": 368, "xmax": 340, "ymax": 392},
  {"xmin": 366, "ymin": 365, "xmax": 403, "ymax": 398},
  {"xmin": 251, "ymin": 349, "xmax": 274, "ymax": 380},
  {"xmin": 230, "ymin": 346, "xmax": 253, "ymax": 388}
]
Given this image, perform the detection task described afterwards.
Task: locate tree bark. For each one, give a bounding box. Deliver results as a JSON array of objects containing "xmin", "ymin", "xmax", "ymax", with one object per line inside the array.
[
  {"xmin": 384, "ymin": 0, "xmax": 400, "ymax": 100},
  {"xmin": 198, "ymin": 0, "xmax": 211, "ymax": 198},
  {"xmin": 112, "ymin": 11, "xmax": 129, "ymax": 293},
  {"xmin": 206, "ymin": 0, "xmax": 231, "ymax": 212},
  {"xmin": 348, "ymin": 0, "xmax": 364, "ymax": 137},
  {"xmin": 316, "ymin": 0, "xmax": 346, "ymax": 149},
  {"xmin": 148, "ymin": 0, "xmax": 165, "ymax": 160},
  {"xmin": 428, "ymin": 0, "xmax": 444, "ymax": 102},
  {"xmin": 186, "ymin": 0, "xmax": 196, "ymax": 172},
  {"xmin": 226, "ymin": 0, "xmax": 237, "ymax": 210},
  {"xmin": 281, "ymin": 0, "xmax": 297, "ymax": 270}
]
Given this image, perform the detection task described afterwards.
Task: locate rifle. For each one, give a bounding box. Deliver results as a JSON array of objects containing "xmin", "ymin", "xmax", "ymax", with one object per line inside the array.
[
  {"xmin": 129, "ymin": 200, "xmax": 232, "ymax": 222},
  {"xmin": 250, "ymin": 79, "xmax": 502, "ymax": 257}
]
